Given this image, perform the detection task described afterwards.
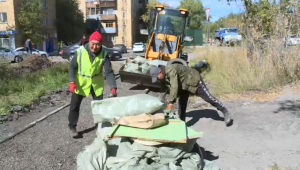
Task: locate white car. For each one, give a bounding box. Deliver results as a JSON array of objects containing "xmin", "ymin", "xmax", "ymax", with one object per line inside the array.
[
  {"xmin": 14, "ymin": 47, "xmax": 49, "ymax": 57},
  {"xmin": 0, "ymin": 47, "xmax": 23, "ymax": 63},
  {"xmin": 132, "ymin": 42, "xmax": 145, "ymax": 53}
]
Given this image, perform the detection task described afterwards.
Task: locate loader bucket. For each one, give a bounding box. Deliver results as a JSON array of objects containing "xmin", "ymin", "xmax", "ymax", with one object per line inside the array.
[{"xmin": 119, "ymin": 65, "xmax": 162, "ymax": 89}]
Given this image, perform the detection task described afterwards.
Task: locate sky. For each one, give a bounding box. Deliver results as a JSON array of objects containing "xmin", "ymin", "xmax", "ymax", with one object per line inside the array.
[{"xmin": 160, "ymin": 0, "xmax": 245, "ymax": 22}]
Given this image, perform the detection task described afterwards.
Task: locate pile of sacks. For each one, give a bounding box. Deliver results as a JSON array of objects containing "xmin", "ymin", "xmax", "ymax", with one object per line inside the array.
[
  {"xmin": 123, "ymin": 56, "xmax": 168, "ymax": 74},
  {"xmin": 77, "ymin": 94, "xmax": 219, "ymax": 170}
]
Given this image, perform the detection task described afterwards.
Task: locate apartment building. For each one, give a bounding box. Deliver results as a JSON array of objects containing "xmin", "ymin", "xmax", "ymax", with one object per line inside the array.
[
  {"xmin": 0, "ymin": 0, "xmax": 57, "ymax": 52},
  {"xmin": 78, "ymin": 0, "xmax": 87, "ymax": 20},
  {"xmin": 85, "ymin": 0, "xmax": 147, "ymax": 48}
]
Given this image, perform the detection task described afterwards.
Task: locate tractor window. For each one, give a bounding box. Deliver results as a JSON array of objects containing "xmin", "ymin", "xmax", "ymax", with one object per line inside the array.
[{"xmin": 155, "ymin": 9, "xmax": 186, "ymax": 36}]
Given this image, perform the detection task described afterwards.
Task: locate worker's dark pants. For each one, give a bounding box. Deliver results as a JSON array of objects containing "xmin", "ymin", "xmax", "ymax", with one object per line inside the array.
[
  {"xmin": 68, "ymin": 88, "xmax": 103, "ymax": 128},
  {"xmin": 178, "ymin": 77, "xmax": 227, "ymax": 121}
]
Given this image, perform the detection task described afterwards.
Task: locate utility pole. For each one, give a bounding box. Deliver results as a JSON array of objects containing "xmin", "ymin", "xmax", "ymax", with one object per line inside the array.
[
  {"xmin": 205, "ymin": 8, "xmax": 210, "ymax": 44},
  {"xmin": 208, "ymin": 20, "xmax": 210, "ymax": 44}
]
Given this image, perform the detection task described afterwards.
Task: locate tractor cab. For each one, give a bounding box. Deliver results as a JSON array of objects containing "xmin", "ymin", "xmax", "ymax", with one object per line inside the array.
[{"xmin": 141, "ymin": 5, "xmax": 193, "ymax": 62}]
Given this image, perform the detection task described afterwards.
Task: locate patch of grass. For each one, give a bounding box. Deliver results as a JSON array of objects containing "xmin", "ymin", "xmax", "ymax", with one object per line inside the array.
[
  {"xmin": 0, "ymin": 63, "xmax": 69, "ymax": 114},
  {"xmin": 189, "ymin": 47, "xmax": 300, "ymax": 96},
  {"xmin": 268, "ymin": 164, "xmax": 300, "ymax": 170},
  {"xmin": 269, "ymin": 164, "xmax": 284, "ymax": 170}
]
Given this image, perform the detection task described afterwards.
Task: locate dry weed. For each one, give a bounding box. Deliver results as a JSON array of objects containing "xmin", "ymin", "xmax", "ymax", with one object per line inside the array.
[{"xmin": 189, "ymin": 46, "xmax": 300, "ymax": 97}]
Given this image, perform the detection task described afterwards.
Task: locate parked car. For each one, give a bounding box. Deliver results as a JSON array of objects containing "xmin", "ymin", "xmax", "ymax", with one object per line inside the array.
[
  {"xmin": 215, "ymin": 27, "xmax": 242, "ymax": 46},
  {"xmin": 132, "ymin": 42, "xmax": 145, "ymax": 53},
  {"xmin": 13, "ymin": 47, "xmax": 49, "ymax": 58},
  {"xmin": 59, "ymin": 42, "xmax": 80, "ymax": 61},
  {"xmin": 113, "ymin": 44, "xmax": 127, "ymax": 53},
  {"xmin": 103, "ymin": 45, "xmax": 122, "ymax": 61},
  {"xmin": 0, "ymin": 47, "xmax": 23, "ymax": 63},
  {"xmin": 59, "ymin": 43, "xmax": 122, "ymax": 61}
]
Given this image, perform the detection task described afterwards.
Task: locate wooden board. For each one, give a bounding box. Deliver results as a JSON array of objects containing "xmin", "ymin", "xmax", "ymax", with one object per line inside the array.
[
  {"xmin": 187, "ymin": 127, "xmax": 204, "ymax": 139},
  {"xmin": 108, "ymin": 119, "xmax": 203, "ymax": 144}
]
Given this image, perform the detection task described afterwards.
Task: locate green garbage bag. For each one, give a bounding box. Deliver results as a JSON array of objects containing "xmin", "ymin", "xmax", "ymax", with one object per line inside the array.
[
  {"xmin": 141, "ymin": 63, "xmax": 152, "ymax": 74},
  {"xmin": 148, "ymin": 60, "xmax": 168, "ymax": 67},
  {"xmin": 132, "ymin": 56, "xmax": 148, "ymax": 64},
  {"xmin": 92, "ymin": 94, "xmax": 164, "ymax": 123},
  {"xmin": 123, "ymin": 63, "xmax": 141, "ymax": 73}
]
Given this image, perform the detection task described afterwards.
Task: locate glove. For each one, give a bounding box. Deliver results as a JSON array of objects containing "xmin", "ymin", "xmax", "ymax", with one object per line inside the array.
[
  {"xmin": 167, "ymin": 103, "xmax": 173, "ymax": 111},
  {"xmin": 69, "ymin": 82, "xmax": 77, "ymax": 93},
  {"xmin": 109, "ymin": 88, "xmax": 117, "ymax": 98},
  {"xmin": 164, "ymin": 103, "xmax": 174, "ymax": 117}
]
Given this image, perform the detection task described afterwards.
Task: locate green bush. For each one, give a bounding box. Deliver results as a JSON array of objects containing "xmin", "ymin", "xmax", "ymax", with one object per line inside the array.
[{"xmin": 0, "ymin": 63, "xmax": 69, "ymax": 114}]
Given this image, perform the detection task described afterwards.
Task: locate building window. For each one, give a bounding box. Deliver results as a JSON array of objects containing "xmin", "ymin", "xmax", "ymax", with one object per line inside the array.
[
  {"xmin": 44, "ymin": 17, "xmax": 49, "ymax": 25},
  {"xmin": 96, "ymin": 8, "xmax": 101, "ymax": 14},
  {"xmin": 102, "ymin": 8, "xmax": 114, "ymax": 15},
  {"xmin": 43, "ymin": 0, "xmax": 48, "ymax": 9},
  {"xmin": 105, "ymin": 22, "xmax": 113, "ymax": 28},
  {"xmin": 0, "ymin": 13, "xmax": 7, "ymax": 23},
  {"xmin": 89, "ymin": 8, "xmax": 100, "ymax": 15}
]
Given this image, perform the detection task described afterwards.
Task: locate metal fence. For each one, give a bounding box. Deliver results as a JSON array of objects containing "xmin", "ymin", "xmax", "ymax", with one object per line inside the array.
[{"xmin": 184, "ymin": 29, "xmax": 203, "ymax": 46}]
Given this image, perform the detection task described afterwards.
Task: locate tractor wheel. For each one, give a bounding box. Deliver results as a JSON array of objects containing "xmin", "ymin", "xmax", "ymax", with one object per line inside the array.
[{"xmin": 167, "ymin": 58, "xmax": 188, "ymax": 66}]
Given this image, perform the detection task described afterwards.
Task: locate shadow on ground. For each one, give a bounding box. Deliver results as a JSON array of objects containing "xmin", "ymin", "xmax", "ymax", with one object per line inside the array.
[
  {"xmin": 274, "ymin": 100, "xmax": 300, "ymax": 116},
  {"xmin": 129, "ymin": 85, "xmax": 147, "ymax": 90},
  {"xmin": 186, "ymin": 109, "xmax": 224, "ymax": 127},
  {"xmin": 191, "ymin": 143, "xmax": 219, "ymax": 164},
  {"xmin": 74, "ymin": 124, "xmax": 98, "ymax": 139}
]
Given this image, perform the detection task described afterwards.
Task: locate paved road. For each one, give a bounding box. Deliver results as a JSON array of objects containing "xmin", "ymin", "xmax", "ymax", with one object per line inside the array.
[
  {"xmin": 49, "ymin": 49, "xmax": 194, "ymax": 64},
  {"xmin": 2, "ymin": 51, "xmax": 300, "ymax": 170},
  {"xmin": 48, "ymin": 50, "xmax": 145, "ymax": 64}
]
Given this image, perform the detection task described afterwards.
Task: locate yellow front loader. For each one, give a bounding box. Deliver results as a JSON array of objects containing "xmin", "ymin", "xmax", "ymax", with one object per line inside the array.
[
  {"xmin": 143, "ymin": 5, "xmax": 192, "ymax": 63},
  {"xmin": 119, "ymin": 5, "xmax": 193, "ymax": 89}
]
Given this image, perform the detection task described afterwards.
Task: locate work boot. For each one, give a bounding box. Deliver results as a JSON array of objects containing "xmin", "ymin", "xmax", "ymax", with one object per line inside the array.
[
  {"xmin": 69, "ymin": 126, "xmax": 78, "ymax": 136},
  {"xmin": 222, "ymin": 110, "xmax": 233, "ymax": 126}
]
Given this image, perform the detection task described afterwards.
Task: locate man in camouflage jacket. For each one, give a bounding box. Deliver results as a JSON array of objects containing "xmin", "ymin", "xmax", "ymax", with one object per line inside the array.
[{"xmin": 150, "ymin": 64, "xmax": 232, "ymax": 126}]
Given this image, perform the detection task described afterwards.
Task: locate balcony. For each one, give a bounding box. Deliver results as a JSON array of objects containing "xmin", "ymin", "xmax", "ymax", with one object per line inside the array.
[
  {"xmin": 86, "ymin": 14, "xmax": 101, "ymax": 20},
  {"xmin": 100, "ymin": 0, "xmax": 116, "ymax": 8},
  {"xmin": 101, "ymin": 27, "xmax": 116, "ymax": 34},
  {"xmin": 100, "ymin": 14, "xmax": 116, "ymax": 21}
]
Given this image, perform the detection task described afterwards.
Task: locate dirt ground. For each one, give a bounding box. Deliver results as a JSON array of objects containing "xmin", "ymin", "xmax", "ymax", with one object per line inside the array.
[{"xmin": 1, "ymin": 61, "xmax": 300, "ymax": 170}]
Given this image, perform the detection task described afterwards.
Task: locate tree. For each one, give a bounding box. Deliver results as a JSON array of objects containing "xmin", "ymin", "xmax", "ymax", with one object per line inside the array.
[
  {"xmin": 223, "ymin": 0, "xmax": 281, "ymax": 61},
  {"xmin": 18, "ymin": 0, "xmax": 44, "ymax": 43},
  {"xmin": 203, "ymin": 13, "xmax": 245, "ymax": 38},
  {"xmin": 179, "ymin": 0, "xmax": 206, "ymax": 29},
  {"xmin": 141, "ymin": 0, "xmax": 170, "ymax": 22},
  {"xmin": 56, "ymin": 0, "xmax": 84, "ymax": 43}
]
